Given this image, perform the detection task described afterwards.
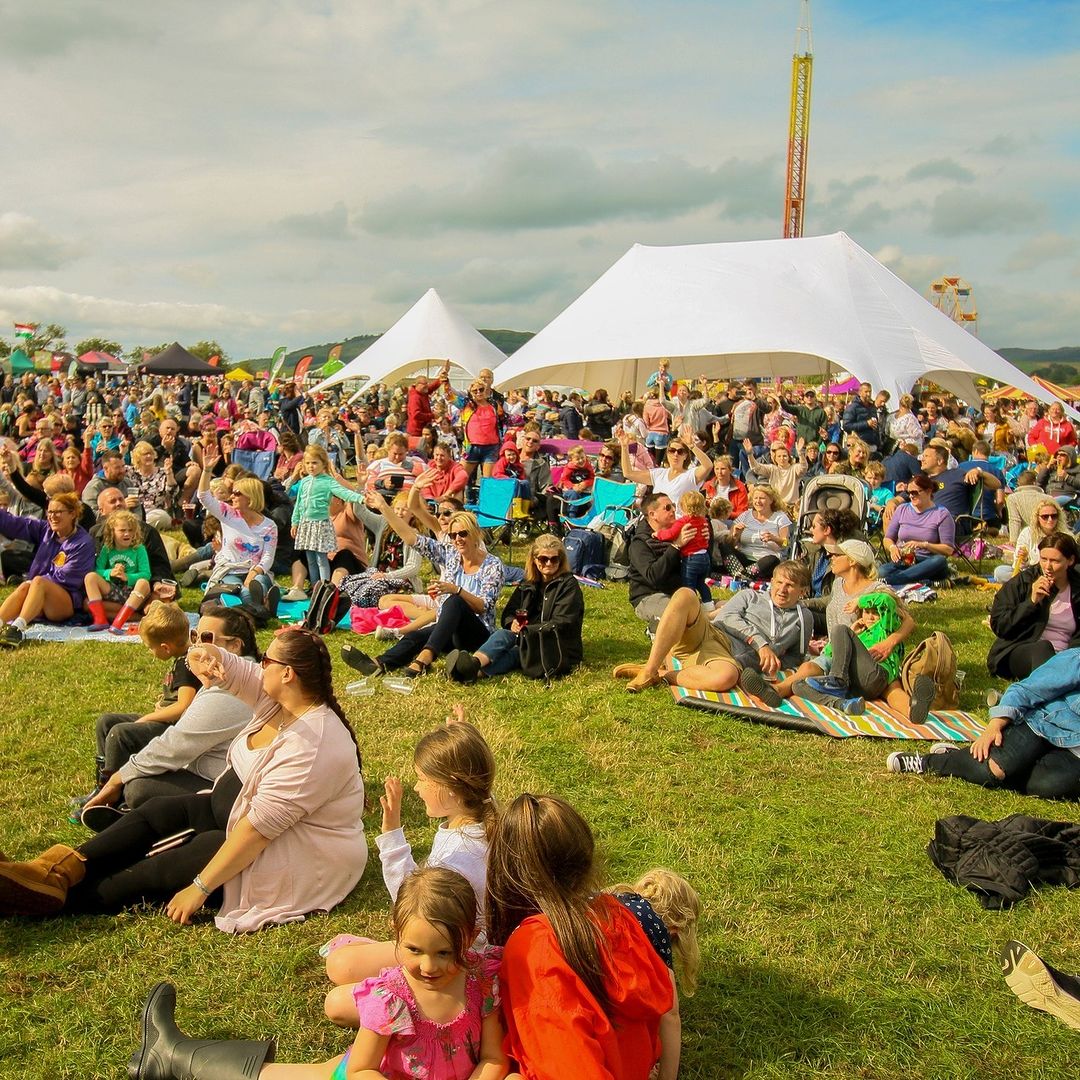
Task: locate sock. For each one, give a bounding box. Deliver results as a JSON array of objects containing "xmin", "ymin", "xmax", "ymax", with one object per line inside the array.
[
  {"xmin": 111, "ymin": 603, "xmax": 136, "ymax": 629},
  {"xmin": 11, "ymin": 617, "xmax": 27, "ymax": 632},
  {"xmin": 88, "ymin": 600, "xmax": 107, "ymax": 625}
]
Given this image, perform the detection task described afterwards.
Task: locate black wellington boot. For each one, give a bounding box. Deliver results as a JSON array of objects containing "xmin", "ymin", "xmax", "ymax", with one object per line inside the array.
[{"xmin": 129, "ymin": 982, "xmax": 276, "ymax": 1080}]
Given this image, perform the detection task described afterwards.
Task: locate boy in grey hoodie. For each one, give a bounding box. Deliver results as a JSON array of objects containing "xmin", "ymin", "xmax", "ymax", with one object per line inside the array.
[{"xmin": 714, "ymin": 560, "xmax": 813, "ymax": 706}]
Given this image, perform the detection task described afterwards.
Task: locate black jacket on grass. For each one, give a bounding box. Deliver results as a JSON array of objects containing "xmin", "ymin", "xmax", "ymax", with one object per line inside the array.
[
  {"xmin": 988, "ymin": 565, "xmax": 1080, "ymax": 677},
  {"xmin": 627, "ymin": 519, "xmax": 683, "ymax": 608}
]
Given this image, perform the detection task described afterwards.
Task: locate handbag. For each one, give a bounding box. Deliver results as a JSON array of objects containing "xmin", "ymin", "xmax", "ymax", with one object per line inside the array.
[{"xmin": 518, "ymin": 622, "xmax": 567, "ymax": 680}]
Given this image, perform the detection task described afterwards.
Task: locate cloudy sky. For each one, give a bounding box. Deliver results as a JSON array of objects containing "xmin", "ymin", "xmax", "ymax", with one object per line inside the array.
[{"xmin": 2, "ymin": 0, "xmax": 1078, "ymax": 360}]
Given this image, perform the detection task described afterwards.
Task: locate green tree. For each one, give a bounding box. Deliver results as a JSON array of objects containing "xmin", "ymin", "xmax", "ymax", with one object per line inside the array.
[
  {"xmin": 75, "ymin": 337, "xmax": 123, "ymax": 358},
  {"xmin": 188, "ymin": 340, "xmax": 229, "ymax": 365},
  {"xmin": 23, "ymin": 323, "xmax": 68, "ymax": 355},
  {"xmin": 126, "ymin": 343, "xmax": 169, "ymax": 363}
]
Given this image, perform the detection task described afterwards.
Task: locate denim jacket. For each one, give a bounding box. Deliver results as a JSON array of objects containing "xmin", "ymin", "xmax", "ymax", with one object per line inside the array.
[{"xmin": 991, "ymin": 647, "xmax": 1080, "ymax": 748}]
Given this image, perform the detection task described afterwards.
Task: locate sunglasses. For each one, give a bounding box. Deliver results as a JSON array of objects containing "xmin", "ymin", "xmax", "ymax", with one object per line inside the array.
[
  {"xmin": 261, "ymin": 656, "xmax": 289, "ymax": 669},
  {"xmin": 534, "ymin": 554, "xmax": 560, "ymax": 565},
  {"xmin": 448, "ymin": 530, "xmax": 470, "ymax": 540},
  {"xmin": 1039, "ymin": 513, "xmax": 1061, "ymax": 521},
  {"xmin": 825, "ymin": 450, "xmax": 840, "ymax": 456},
  {"xmin": 437, "ymin": 510, "xmax": 454, "ymax": 518},
  {"xmin": 189, "ymin": 629, "xmax": 217, "ymax": 644}
]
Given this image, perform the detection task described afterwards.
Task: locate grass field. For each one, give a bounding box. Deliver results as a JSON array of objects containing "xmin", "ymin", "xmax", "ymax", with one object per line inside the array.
[{"xmin": 2, "ymin": 573, "xmax": 1080, "ymax": 1079}]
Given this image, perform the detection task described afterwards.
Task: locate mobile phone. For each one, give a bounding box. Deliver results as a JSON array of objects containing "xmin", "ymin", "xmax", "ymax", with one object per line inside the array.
[{"xmin": 390, "ymin": 474, "xmax": 405, "ymax": 490}]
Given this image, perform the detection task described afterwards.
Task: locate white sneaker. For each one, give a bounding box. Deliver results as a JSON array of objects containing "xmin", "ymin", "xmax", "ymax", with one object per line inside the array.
[
  {"xmin": 283, "ymin": 588, "xmax": 308, "ymax": 603},
  {"xmin": 374, "ymin": 625, "xmax": 401, "ymax": 641},
  {"xmin": 929, "ymin": 742, "xmax": 958, "ymax": 755}
]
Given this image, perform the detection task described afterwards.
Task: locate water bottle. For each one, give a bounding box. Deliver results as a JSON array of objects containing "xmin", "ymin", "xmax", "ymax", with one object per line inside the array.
[{"xmin": 345, "ymin": 679, "xmax": 375, "ymax": 697}]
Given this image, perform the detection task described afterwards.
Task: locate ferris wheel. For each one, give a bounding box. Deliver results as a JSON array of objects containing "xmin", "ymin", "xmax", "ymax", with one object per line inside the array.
[{"xmin": 927, "ymin": 276, "xmax": 978, "ymax": 333}]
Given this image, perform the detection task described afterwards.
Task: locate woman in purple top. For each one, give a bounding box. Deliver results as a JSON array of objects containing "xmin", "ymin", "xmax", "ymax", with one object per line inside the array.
[
  {"xmin": 0, "ymin": 490, "xmax": 96, "ymax": 647},
  {"xmin": 877, "ymin": 473, "xmax": 955, "ymax": 587}
]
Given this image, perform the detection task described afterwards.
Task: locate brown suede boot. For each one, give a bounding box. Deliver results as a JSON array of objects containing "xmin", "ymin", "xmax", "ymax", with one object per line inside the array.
[{"xmin": 0, "ymin": 844, "xmax": 87, "ymax": 915}]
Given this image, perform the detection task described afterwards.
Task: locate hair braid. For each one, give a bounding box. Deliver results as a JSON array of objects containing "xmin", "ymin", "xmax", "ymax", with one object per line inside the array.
[{"xmin": 320, "ymin": 642, "xmax": 362, "ymax": 771}]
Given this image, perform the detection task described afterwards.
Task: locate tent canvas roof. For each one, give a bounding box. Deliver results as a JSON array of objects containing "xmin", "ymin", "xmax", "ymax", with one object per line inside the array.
[
  {"xmin": 492, "ymin": 233, "xmax": 1062, "ymax": 409},
  {"xmin": 140, "ymin": 342, "xmax": 219, "ymax": 376},
  {"xmin": 313, "ymin": 288, "xmax": 506, "ymax": 393}
]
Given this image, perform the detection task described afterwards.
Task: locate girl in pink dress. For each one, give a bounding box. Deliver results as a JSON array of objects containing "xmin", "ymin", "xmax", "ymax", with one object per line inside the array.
[{"xmin": 329, "ymin": 865, "xmax": 507, "ymax": 1080}]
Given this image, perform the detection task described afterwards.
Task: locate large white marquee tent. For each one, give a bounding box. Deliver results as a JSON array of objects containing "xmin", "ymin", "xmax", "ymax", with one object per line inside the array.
[
  {"xmin": 493, "ymin": 233, "xmax": 1059, "ymax": 409},
  {"xmin": 313, "ymin": 288, "xmax": 506, "ymax": 394}
]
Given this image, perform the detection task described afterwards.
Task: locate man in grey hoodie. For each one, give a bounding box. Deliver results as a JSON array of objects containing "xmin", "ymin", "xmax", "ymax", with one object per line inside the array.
[{"xmin": 714, "ymin": 560, "xmax": 813, "ymax": 706}]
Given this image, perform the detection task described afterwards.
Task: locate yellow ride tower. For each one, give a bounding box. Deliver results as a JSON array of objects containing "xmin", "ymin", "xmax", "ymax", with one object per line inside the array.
[{"xmin": 783, "ymin": 1, "xmax": 813, "ymax": 239}]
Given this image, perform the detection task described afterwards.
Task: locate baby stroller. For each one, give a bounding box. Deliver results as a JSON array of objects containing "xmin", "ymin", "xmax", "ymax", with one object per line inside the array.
[{"xmin": 787, "ymin": 473, "xmax": 869, "ymax": 559}]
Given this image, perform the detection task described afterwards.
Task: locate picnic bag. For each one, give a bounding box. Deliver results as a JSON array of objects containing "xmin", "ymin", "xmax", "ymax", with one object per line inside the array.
[
  {"xmin": 303, "ymin": 579, "xmax": 352, "ymax": 634},
  {"xmin": 519, "ymin": 622, "xmax": 568, "ymax": 680},
  {"xmin": 900, "ymin": 630, "xmax": 959, "ymax": 710}
]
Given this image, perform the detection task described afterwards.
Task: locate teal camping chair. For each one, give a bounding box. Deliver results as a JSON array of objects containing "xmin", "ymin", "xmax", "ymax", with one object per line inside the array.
[
  {"xmin": 465, "ymin": 478, "xmax": 518, "ymax": 558},
  {"xmin": 560, "ymin": 477, "xmax": 636, "ymax": 530}
]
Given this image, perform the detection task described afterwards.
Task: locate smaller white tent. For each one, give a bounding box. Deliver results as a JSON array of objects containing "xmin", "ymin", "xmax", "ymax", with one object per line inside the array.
[
  {"xmin": 313, "ymin": 288, "xmax": 506, "ymax": 394},
  {"xmin": 493, "ymin": 233, "xmax": 1061, "ymax": 409}
]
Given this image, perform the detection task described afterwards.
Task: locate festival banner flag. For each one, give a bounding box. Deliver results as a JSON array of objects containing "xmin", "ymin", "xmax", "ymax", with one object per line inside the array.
[
  {"xmin": 267, "ymin": 346, "xmax": 288, "ymax": 389},
  {"xmin": 208, "ymin": 354, "xmax": 220, "ymax": 367},
  {"xmin": 293, "ymin": 354, "xmax": 315, "ymax": 383},
  {"xmin": 14, "ymin": 322, "xmax": 37, "ymax": 340}
]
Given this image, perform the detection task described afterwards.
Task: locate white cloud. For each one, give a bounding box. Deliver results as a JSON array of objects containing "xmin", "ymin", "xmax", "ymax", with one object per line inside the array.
[
  {"xmin": 0, "ymin": 212, "xmax": 81, "ymax": 271},
  {"xmin": 1004, "ymin": 233, "xmax": 1077, "ymax": 274}
]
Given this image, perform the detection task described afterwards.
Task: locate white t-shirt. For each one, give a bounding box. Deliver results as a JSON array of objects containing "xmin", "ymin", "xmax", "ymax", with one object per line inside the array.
[
  {"xmin": 649, "ymin": 467, "xmax": 702, "ymax": 505},
  {"xmin": 735, "ymin": 509, "xmax": 792, "ymax": 561}
]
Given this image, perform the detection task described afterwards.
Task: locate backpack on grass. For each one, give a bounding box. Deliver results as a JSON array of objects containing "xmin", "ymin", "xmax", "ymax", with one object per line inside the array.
[
  {"xmin": 303, "ymin": 579, "xmax": 351, "ymax": 634},
  {"xmin": 900, "ymin": 631, "xmax": 959, "ymax": 711},
  {"xmin": 564, "ymin": 528, "xmax": 606, "ymax": 580}
]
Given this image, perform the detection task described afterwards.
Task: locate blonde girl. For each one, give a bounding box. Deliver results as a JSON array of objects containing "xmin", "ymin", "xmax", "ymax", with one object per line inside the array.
[
  {"xmin": 996, "ymin": 497, "xmax": 1066, "ymax": 582},
  {"xmin": 608, "ymin": 869, "xmax": 701, "ymax": 1080},
  {"xmin": 84, "ymin": 509, "xmax": 152, "ymax": 633},
  {"xmin": 291, "ymin": 444, "xmax": 365, "ymax": 587},
  {"xmin": 324, "ymin": 716, "xmax": 496, "ymax": 1024}
]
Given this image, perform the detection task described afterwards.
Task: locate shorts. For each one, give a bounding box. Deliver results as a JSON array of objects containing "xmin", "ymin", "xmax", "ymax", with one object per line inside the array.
[
  {"xmin": 645, "ymin": 432, "xmax": 669, "ymax": 451},
  {"xmin": 464, "ymin": 442, "xmax": 500, "ymax": 465},
  {"xmin": 104, "ymin": 580, "xmax": 131, "ymax": 604},
  {"xmin": 407, "ymin": 593, "xmax": 437, "ymax": 610},
  {"xmin": 671, "ymin": 612, "xmax": 739, "ymax": 671}
]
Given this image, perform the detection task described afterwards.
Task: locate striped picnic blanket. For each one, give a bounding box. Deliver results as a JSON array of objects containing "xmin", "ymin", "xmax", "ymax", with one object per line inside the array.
[{"xmin": 670, "ymin": 683, "xmax": 985, "ymax": 741}]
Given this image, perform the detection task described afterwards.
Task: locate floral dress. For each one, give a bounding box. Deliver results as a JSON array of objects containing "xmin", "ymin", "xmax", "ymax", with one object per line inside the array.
[{"xmin": 332, "ymin": 948, "xmax": 501, "ymax": 1080}]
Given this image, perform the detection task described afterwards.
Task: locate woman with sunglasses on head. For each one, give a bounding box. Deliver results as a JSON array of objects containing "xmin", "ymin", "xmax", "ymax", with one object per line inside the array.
[
  {"xmin": 0, "ymin": 490, "xmax": 95, "ymax": 647},
  {"xmin": 618, "ymin": 423, "xmax": 712, "ymax": 504},
  {"xmin": 345, "ymin": 495, "xmax": 504, "ymax": 679},
  {"xmin": 0, "ymin": 628, "xmax": 367, "ymax": 930},
  {"xmin": 197, "ymin": 447, "xmax": 279, "ymax": 610},
  {"xmin": 993, "ymin": 498, "xmax": 1066, "ymax": 583},
  {"xmin": 988, "ymin": 532, "xmax": 1080, "ymax": 681},
  {"xmin": 81, "ymin": 606, "xmax": 261, "ymax": 818},
  {"xmin": 446, "ymin": 534, "xmax": 584, "ymax": 683}
]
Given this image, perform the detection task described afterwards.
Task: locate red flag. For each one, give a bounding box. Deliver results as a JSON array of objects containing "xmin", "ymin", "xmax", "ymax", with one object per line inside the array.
[
  {"xmin": 293, "ymin": 354, "xmax": 315, "ymax": 382},
  {"xmin": 208, "ymin": 354, "xmax": 220, "ymax": 367}
]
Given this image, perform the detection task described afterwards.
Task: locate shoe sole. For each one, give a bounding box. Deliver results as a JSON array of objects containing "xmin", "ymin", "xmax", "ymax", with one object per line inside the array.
[
  {"xmin": 340, "ymin": 646, "xmax": 378, "ymax": 676},
  {"xmin": 739, "ymin": 671, "xmax": 782, "ymax": 708},
  {"xmin": 1001, "ymin": 941, "xmax": 1080, "ymax": 1031},
  {"xmin": 0, "ymin": 867, "xmax": 66, "ymax": 916}
]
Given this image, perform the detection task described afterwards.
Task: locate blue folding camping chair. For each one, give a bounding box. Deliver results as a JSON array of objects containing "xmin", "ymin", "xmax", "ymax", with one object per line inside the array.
[{"xmin": 465, "ymin": 477, "xmax": 518, "ymax": 558}]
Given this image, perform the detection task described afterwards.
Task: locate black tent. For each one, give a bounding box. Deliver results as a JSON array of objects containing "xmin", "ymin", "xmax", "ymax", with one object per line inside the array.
[{"xmin": 139, "ymin": 342, "xmax": 220, "ymax": 376}]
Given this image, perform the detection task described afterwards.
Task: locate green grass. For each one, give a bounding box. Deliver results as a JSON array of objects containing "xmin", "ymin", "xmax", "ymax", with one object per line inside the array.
[{"xmin": 2, "ymin": 575, "xmax": 1080, "ymax": 1079}]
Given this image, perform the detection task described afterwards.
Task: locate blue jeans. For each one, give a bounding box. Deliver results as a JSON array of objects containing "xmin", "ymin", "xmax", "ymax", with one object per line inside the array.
[
  {"xmin": 221, "ymin": 571, "xmax": 274, "ymax": 606},
  {"xmin": 304, "ymin": 550, "xmax": 331, "ymax": 584},
  {"xmin": 876, "ymin": 555, "xmax": 950, "ymax": 587},
  {"xmin": 475, "ymin": 629, "xmax": 521, "ymax": 677},
  {"xmin": 925, "ymin": 719, "xmax": 1080, "ymax": 800},
  {"xmin": 682, "ymin": 552, "xmax": 711, "ymax": 603}
]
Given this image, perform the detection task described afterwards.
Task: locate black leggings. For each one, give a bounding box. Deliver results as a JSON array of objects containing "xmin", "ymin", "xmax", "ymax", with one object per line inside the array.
[
  {"xmin": 378, "ymin": 594, "xmax": 491, "ymax": 669},
  {"xmin": 997, "ymin": 640, "xmax": 1056, "ymax": 681},
  {"xmin": 67, "ymin": 770, "xmax": 241, "ymax": 914}
]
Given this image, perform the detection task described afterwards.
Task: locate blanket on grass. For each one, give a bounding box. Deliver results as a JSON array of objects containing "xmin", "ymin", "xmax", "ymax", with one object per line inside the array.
[{"xmin": 670, "ymin": 683, "xmax": 985, "ymax": 741}]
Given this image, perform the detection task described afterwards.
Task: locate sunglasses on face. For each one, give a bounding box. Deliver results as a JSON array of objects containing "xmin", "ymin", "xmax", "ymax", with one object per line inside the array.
[
  {"xmin": 448, "ymin": 530, "xmax": 470, "ymax": 540},
  {"xmin": 1040, "ymin": 513, "xmax": 1061, "ymax": 521},
  {"xmin": 261, "ymin": 655, "xmax": 289, "ymax": 669},
  {"xmin": 534, "ymin": 554, "xmax": 560, "ymax": 565},
  {"xmin": 437, "ymin": 510, "xmax": 454, "ymax": 518},
  {"xmin": 190, "ymin": 629, "xmax": 217, "ymax": 644},
  {"xmin": 825, "ymin": 450, "xmax": 840, "ymax": 457}
]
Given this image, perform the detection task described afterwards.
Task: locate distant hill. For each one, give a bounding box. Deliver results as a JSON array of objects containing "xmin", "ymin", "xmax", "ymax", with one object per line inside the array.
[
  {"xmin": 997, "ymin": 347, "xmax": 1080, "ymax": 387},
  {"xmin": 242, "ymin": 329, "xmax": 534, "ymax": 374}
]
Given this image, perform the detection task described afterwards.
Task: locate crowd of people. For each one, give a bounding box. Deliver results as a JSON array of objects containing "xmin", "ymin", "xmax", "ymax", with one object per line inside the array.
[{"xmin": 3, "ymin": 359, "xmax": 1080, "ymax": 1073}]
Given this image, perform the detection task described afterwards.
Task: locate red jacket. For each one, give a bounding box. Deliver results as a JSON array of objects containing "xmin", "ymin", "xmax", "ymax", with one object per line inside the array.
[
  {"xmin": 500, "ymin": 896, "xmax": 672, "ymax": 1080},
  {"xmin": 1028, "ymin": 417, "xmax": 1077, "ymax": 456}
]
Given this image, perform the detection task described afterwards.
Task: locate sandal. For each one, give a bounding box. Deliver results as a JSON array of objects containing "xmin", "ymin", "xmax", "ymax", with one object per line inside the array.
[
  {"xmin": 341, "ymin": 644, "xmax": 380, "ymax": 677},
  {"xmin": 404, "ymin": 659, "xmax": 431, "ymax": 679}
]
